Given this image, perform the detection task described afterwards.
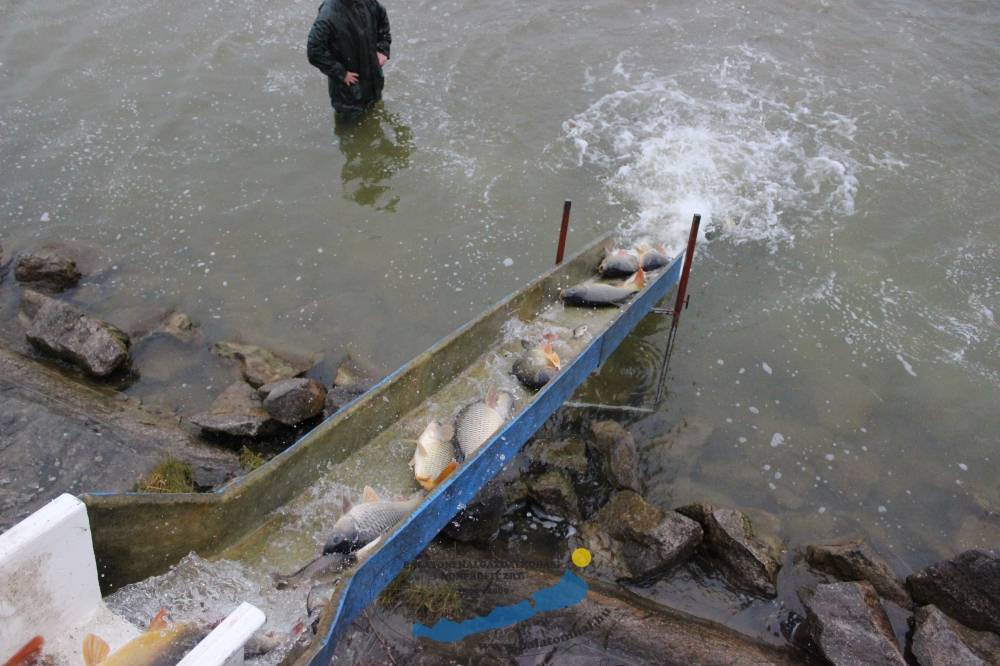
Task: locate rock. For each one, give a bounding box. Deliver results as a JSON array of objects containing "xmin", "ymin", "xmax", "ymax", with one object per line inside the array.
[
  {"xmin": 14, "ymin": 244, "xmax": 82, "ymax": 290},
  {"xmin": 805, "ymin": 537, "xmax": 909, "ymax": 606},
  {"xmin": 589, "ymin": 420, "xmax": 642, "ymax": 492},
  {"xmin": 190, "ymin": 381, "xmax": 275, "ymax": 438},
  {"xmin": 523, "ymin": 438, "xmax": 588, "ymax": 476},
  {"xmin": 907, "ymin": 549, "xmax": 1000, "ymax": 634},
  {"xmin": 912, "ymin": 605, "xmax": 1000, "ymax": 666},
  {"xmin": 325, "ymin": 355, "xmax": 381, "ymax": 415},
  {"xmin": 157, "ymin": 311, "xmax": 201, "ymax": 345},
  {"xmin": 955, "ymin": 516, "xmax": 1000, "ymax": 553},
  {"xmin": 442, "ymin": 481, "xmax": 506, "ymax": 543},
  {"xmin": 211, "ymin": 341, "xmax": 317, "ymax": 388},
  {"xmin": 526, "ymin": 469, "xmax": 581, "ymax": 521},
  {"xmin": 575, "ymin": 491, "xmax": 702, "ymax": 583},
  {"xmin": 191, "ymin": 462, "xmax": 238, "ymax": 491},
  {"xmin": 22, "ymin": 290, "xmax": 131, "ymax": 377},
  {"xmin": 259, "ymin": 378, "xmax": 326, "ymax": 425},
  {"xmin": 798, "ymin": 581, "xmax": 904, "ymax": 666},
  {"xmin": 677, "ymin": 503, "xmax": 782, "ymax": 597}
]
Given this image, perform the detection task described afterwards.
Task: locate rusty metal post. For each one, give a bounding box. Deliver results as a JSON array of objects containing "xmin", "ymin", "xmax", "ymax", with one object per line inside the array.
[
  {"xmin": 555, "ymin": 200, "xmax": 572, "ymax": 265},
  {"xmin": 654, "ymin": 213, "xmax": 701, "ymax": 405}
]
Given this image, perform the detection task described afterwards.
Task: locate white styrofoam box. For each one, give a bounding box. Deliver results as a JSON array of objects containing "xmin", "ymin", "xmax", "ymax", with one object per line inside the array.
[
  {"xmin": 177, "ymin": 602, "xmax": 266, "ymax": 666},
  {"xmin": 0, "ymin": 494, "xmax": 103, "ymax": 662}
]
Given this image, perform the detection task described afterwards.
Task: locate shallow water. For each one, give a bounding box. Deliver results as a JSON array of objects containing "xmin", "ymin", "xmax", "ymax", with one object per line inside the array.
[{"xmin": 3, "ymin": 0, "xmax": 999, "ymax": 644}]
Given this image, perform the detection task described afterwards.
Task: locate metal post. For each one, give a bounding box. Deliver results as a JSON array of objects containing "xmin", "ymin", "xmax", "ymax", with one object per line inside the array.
[
  {"xmin": 653, "ymin": 213, "xmax": 701, "ymax": 405},
  {"xmin": 555, "ymin": 200, "xmax": 572, "ymax": 265}
]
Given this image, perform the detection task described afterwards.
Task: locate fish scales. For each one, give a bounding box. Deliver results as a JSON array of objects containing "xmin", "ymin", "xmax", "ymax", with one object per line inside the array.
[{"xmin": 347, "ymin": 499, "xmax": 418, "ymax": 543}]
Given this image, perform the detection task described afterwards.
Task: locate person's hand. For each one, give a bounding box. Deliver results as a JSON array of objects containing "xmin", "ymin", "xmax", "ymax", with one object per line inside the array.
[
  {"xmin": 344, "ymin": 71, "xmax": 359, "ymax": 86},
  {"xmin": 377, "ymin": 52, "xmax": 388, "ymax": 67}
]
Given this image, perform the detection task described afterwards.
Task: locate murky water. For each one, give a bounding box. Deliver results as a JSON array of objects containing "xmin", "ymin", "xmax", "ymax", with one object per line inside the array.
[{"xmin": 3, "ymin": 0, "xmax": 999, "ymax": 647}]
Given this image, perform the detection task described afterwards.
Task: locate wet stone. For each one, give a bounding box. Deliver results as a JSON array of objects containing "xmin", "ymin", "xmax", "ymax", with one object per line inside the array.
[
  {"xmin": 211, "ymin": 341, "xmax": 316, "ymax": 388},
  {"xmin": 805, "ymin": 537, "xmax": 909, "ymax": 606},
  {"xmin": 912, "ymin": 604, "xmax": 1000, "ymax": 666},
  {"xmin": 906, "ymin": 549, "xmax": 1000, "ymax": 634},
  {"xmin": 23, "ymin": 290, "xmax": 131, "ymax": 378},
  {"xmin": 442, "ymin": 480, "xmax": 506, "ymax": 544},
  {"xmin": 526, "ymin": 469, "xmax": 581, "ymax": 521},
  {"xmin": 14, "ymin": 244, "xmax": 82, "ymax": 291},
  {"xmin": 677, "ymin": 503, "xmax": 783, "ymax": 598},
  {"xmin": 157, "ymin": 311, "xmax": 200, "ymax": 345},
  {"xmin": 575, "ymin": 491, "xmax": 702, "ymax": 583},
  {"xmin": 589, "ymin": 420, "xmax": 642, "ymax": 493},
  {"xmin": 523, "ymin": 437, "xmax": 588, "ymax": 476},
  {"xmin": 190, "ymin": 380, "xmax": 275, "ymax": 438},
  {"xmin": 324, "ymin": 355, "xmax": 381, "ymax": 415},
  {"xmin": 798, "ymin": 581, "xmax": 904, "ymax": 666},
  {"xmin": 259, "ymin": 378, "xmax": 326, "ymax": 426}
]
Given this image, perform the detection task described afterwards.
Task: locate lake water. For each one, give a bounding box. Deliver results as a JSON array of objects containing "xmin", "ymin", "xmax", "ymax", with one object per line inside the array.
[{"xmin": 2, "ymin": 0, "xmax": 998, "ymax": 615}]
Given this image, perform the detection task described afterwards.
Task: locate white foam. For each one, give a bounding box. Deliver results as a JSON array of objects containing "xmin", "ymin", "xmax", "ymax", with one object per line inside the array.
[{"xmin": 561, "ymin": 52, "xmax": 861, "ymax": 255}]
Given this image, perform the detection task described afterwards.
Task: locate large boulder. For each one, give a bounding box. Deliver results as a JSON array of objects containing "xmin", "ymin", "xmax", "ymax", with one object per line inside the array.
[
  {"xmin": 575, "ymin": 491, "xmax": 702, "ymax": 583},
  {"xmin": 211, "ymin": 341, "xmax": 318, "ymax": 388},
  {"xmin": 912, "ymin": 605, "xmax": 1000, "ymax": 666},
  {"xmin": 14, "ymin": 244, "xmax": 82, "ymax": 290},
  {"xmin": 798, "ymin": 581, "xmax": 904, "ymax": 666},
  {"xmin": 677, "ymin": 503, "xmax": 782, "ymax": 597},
  {"xmin": 906, "ymin": 549, "xmax": 1000, "ymax": 634},
  {"xmin": 259, "ymin": 378, "xmax": 326, "ymax": 425},
  {"xmin": 190, "ymin": 381, "xmax": 275, "ymax": 438},
  {"xmin": 22, "ymin": 290, "xmax": 131, "ymax": 377},
  {"xmin": 805, "ymin": 537, "xmax": 909, "ymax": 605},
  {"xmin": 589, "ymin": 420, "xmax": 642, "ymax": 493}
]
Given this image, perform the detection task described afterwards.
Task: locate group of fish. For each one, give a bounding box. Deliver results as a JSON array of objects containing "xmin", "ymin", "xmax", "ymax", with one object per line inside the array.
[{"xmin": 560, "ymin": 243, "xmax": 668, "ymax": 307}]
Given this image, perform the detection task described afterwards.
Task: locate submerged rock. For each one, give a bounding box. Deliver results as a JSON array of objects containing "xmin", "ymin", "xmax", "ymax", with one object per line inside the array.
[
  {"xmin": 798, "ymin": 581, "xmax": 904, "ymax": 666},
  {"xmin": 190, "ymin": 380, "xmax": 275, "ymax": 438},
  {"xmin": 576, "ymin": 491, "xmax": 702, "ymax": 583},
  {"xmin": 157, "ymin": 311, "xmax": 201, "ymax": 345},
  {"xmin": 805, "ymin": 537, "xmax": 909, "ymax": 605},
  {"xmin": 589, "ymin": 420, "xmax": 642, "ymax": 492},
  {"xmin": 442, "ymin": 480, "xmax": 506, "ymax": 543},
  {"xmin": 526, "ymin": 469, "xmax": 581, "ymax": 521},
  {"xmin": 677, "ymin": 503, "xmax": 782, "ymax": 597},
  {"xmin": 22, "ymin": 290, "xmax": 131, "ymax": 377},
  {"xmin": 259, "ymin": 378, "xmax": 326, "ymax": 425},
  {"xmin": 906, "ymin": 549, "xmax": 1000, "ymax": 634},
  {"xmin": 14, "ymin": 244, "xmax": 82, "ymax": 291},
  {"xmin": 912, "ymin": 604, "xmax": 1000, "ymax": 666},
  {"xmin": 211, "ymin": 341, "xmax": 317, "ymax": 388}
]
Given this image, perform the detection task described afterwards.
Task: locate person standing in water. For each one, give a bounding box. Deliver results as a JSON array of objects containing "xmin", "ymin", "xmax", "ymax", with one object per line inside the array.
[{"xmin": 307, "ymin": 0, "xmax": 391, "ymax": 121}]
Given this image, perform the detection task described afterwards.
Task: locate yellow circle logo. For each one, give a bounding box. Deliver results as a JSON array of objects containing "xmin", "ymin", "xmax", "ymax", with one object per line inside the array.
[{"xmin": 571, "ymin": 547, "xmax": 592, "ymax": 568}]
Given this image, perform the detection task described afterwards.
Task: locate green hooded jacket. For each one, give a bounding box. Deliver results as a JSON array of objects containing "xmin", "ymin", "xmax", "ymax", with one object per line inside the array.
[{"xmin": 307, "ymin": 0, "xmax": 391, "ymax": 116}]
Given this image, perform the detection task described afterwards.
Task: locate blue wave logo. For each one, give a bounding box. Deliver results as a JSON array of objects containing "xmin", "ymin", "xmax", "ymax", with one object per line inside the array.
[{"xmin": 412, "ymin": 569, "xmax": 589, "ymax": 643}]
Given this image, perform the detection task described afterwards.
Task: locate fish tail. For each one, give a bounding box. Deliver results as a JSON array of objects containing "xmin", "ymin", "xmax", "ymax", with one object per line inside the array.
[
  {"xmin": 148, "ymin": 608, "xmax": 171, "ymax": 631},
  {"xmin": 82, "ymin": 634, "xmax": 109, "ymax": 666},
  {"xmin": 433, "ymin": 461, "xmax": 459, "ymax": 487},
  {"xmin": 4, "ymin": 636, "xmax": 44, "ymax": 666}
]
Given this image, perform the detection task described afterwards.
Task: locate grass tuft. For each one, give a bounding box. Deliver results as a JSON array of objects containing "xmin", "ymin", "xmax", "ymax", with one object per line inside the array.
[
  {"xmin": 134, "ymin": 457, "xmax": 195, "ymax": 493},
  {"xmin": 378, "ymin": 566, "xmax": 465, "ymax": 623},
  {"xmin": 239, "ymin": 446, "xmax": 267, "ymax": 471}
]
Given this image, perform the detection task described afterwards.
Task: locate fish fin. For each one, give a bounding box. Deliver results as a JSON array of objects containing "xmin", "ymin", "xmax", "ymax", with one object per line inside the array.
[
  {"xmin": 439, "ymin": 424, "xmax": 454, "ymax": 441},
  {"xmin": 148, "ymin": 608, "xmax": 171, "ymax": 631},
  {"xmin": 628, "ymin": 267, "xmax": 646, "ymax": 289},
  {"xmin": 340, "ymin": 495, "xmax": 352, "ymax": 514},
  {"xmin": 355, "ymin": 536, "xmax": 382, "ymax": 559},
  {"xmin": 415, "ymin": 440, "xmax": 429, "ymax": 456},
  {"xmin": 433, "ymin": 461, "xmax": 459, "ymax": 486},
  {"xmin": 541, "ymin": 343, "xmax": 562, "ymax": 370},
  {"xmin": 362, "ymin": 485, "xmax": 380, "ymax": 503},
  {"xmin": 485, "ymin": 386, "xmax": 498, "ymax": 409},
  {"xmin": 82, "ymin": 634, "xmax": 109, "ymax": 666},
  {"xmin": 6, "ymin": 636, "xmax": 44, "ymax": 666}
]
